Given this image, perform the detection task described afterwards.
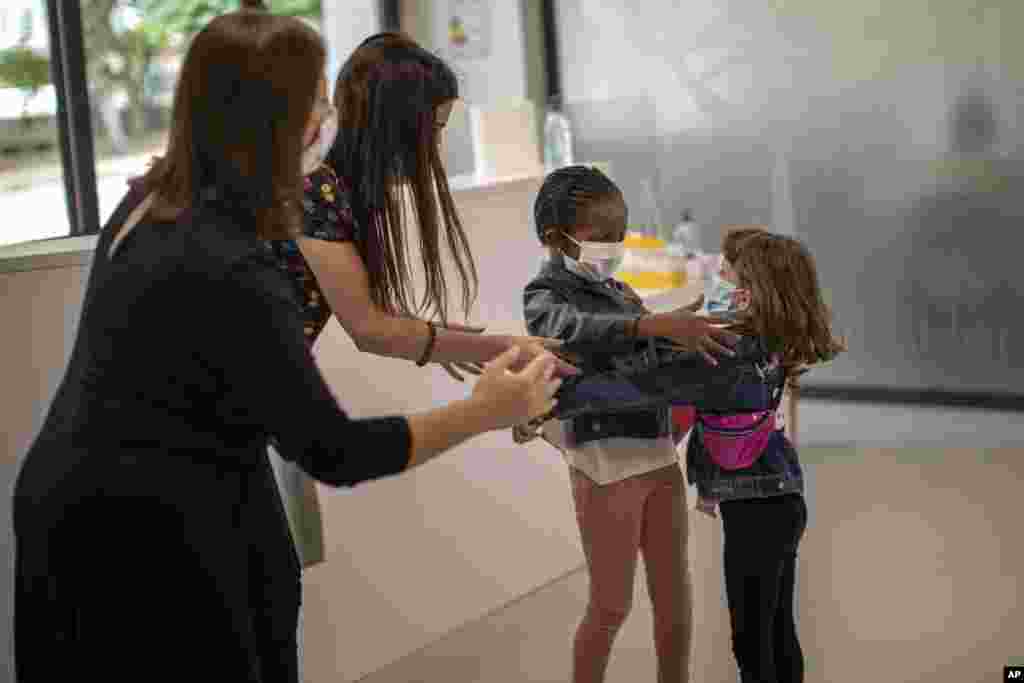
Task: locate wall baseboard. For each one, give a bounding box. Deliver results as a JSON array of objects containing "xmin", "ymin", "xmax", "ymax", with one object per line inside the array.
[{"xmin": 799, "ymin": 383, "xmax": 1024, "ymax": 413}]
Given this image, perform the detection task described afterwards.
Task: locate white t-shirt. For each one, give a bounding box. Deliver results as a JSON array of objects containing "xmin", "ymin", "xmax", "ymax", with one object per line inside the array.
[{"xmin": 541, "ymin": 420, "xmax": 679, "ymax": 485}]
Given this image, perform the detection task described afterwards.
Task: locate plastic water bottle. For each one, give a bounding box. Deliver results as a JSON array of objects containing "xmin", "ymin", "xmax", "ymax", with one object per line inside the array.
[
  {"xmin": 667, "ymin": 209, "xmax": 704, "ymax": 285},
  {"xmin": 543, "ymin": 96, "xmax": 574, "ymax": 172},
  {"xmin": 668, "ymin": 210, "xmax": 697, "ymax": 258},
  {"xmin": 659, "ymin": 211, "xmax": 692, "ymax": 290}
]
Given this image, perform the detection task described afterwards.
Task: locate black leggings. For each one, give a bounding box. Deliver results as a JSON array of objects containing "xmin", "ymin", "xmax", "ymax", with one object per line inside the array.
[{"xmin": 719, "ymin": 493, "xmax": 808, "ymax": 683}]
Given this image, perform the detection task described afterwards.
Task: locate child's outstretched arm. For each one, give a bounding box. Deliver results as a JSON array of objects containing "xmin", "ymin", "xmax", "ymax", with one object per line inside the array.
[
  {"xmin": 524, "ymin": 283, "xmax": 737, "ymax": 363},
  {"xmin": 524, "ymin": 283, "xmax": 639, "ymax": 348},
  {"xmin": 548, "ymin": 337, "xmax": 782, "ymax": 420}
]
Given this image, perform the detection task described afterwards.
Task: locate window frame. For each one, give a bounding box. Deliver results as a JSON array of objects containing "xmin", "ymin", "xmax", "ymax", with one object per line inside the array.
[{"xmin": 44, "ymin": 0, "xmax": 100, "ymax": 237}]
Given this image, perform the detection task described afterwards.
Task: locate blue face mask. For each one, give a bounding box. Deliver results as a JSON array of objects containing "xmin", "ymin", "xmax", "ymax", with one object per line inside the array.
[{"xmin": 704, "ymin": 277, "xmax": 738, "ymax": 314}]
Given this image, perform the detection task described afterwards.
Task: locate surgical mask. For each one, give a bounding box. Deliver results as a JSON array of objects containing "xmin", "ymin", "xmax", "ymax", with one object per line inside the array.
[
  {"xmin": 302, "ymin": 107, "xmax": 338, "ymax": 176},
  {"xmin": 563, "ymin": 233, "xmax": 625, "ymax": 282},
  {"xmin": 704, "ymin": 277, "xmax": 738, "ymax": 313}
]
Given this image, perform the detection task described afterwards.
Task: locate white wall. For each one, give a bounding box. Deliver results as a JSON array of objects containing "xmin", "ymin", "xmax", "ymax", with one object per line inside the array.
[
  {"xmin": 321, "ymin": 0, "xmax": 379, "ymax": 85},
  {"xmin": 399, "ymin": 0, "xmax": 545, "ymax": 179},
  {"xmin": 401, "ymin": 0, "xmax": 529, "ymax": 107},
  {"xmin": 1, "ymin": 261, "xmax": 93, "ymax": 683},
  {"xmin": 322, "ymin": 0, "xmax": 541, "ymax": 127}
]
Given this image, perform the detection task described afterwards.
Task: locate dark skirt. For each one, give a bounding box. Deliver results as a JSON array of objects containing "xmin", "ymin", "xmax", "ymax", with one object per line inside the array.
[{"xmin": 13, "ymin": 442, "xmax": 301, "ymax": 682}]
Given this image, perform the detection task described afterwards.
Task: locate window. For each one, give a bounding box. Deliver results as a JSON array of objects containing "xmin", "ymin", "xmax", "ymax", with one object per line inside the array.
[
  {"xmin": 0, "ymin": 1, "xmax": 323, "ymax": 249},
  {"xmin": 0, "ymin": 0, "xmax": 59, "ymax": 247},
  {"xmin": 81, "ymin": 1, "xmax": 186, "ymax": 229}
]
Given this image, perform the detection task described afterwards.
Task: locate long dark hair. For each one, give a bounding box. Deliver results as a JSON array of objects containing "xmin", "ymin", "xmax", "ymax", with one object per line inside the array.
[
  {"xmin": 140, "ymin": 4, "xmax": 324, "ymax": 239},
  {"xmin": 327, "ymin": 32, "xmax": 477, "ymax": 322}
]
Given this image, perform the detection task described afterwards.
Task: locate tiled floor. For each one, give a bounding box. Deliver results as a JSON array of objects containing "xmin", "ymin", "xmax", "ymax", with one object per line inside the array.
[
  {"xmin": 357, "ymin": 525, "xmax": 738, "ymax": 683},
  {"xmin": 353, "ymin": 401, "xmax": 1024, "ymax": 683},
  {"xmin": 357, "ymin": 566, "xmax": 674, "ymax": 683}
]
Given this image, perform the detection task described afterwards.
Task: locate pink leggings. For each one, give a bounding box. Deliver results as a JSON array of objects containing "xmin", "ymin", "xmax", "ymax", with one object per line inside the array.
[{"xmin": 571, "ymin": 464, "xmax": 692, "ymax": 683}]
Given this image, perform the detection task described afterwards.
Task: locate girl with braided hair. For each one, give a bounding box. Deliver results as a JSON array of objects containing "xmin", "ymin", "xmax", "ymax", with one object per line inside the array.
[{"xmin": 523, "ymin": 165, "xmax": 740, "ymax": 683}]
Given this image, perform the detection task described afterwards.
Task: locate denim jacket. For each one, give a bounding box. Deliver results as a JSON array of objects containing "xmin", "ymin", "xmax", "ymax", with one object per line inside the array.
[
  {"xmin": 682, "ymin": 356, "xmax": 805, "ymax": 502},
  {"xmin": 524, "ymin": 254, "xmax": 670, "ymax": 446},
  {"xmin": 686, "ymin": 422, "xmax": 805, "ymax": 503},
  {"xmin": 524, "ymin": 255, "xmax": 784, "ymax": 448}
]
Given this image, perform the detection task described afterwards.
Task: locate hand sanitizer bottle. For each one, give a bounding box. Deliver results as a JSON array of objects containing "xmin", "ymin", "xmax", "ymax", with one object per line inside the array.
[{"xmin": 544, "ymin": 95, "xmax": 574, "ymax": 172}]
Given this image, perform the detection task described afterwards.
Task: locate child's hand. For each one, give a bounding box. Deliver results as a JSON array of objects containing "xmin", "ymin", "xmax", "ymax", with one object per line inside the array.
[
  {"xmin": 696, "ymin": 496, "xmax": 719, "ymax": 518},
  {"xmin": 679, "ymin": 294, "xmax": 704, "ymax": 313},
  {"xmin": 643, "ymin": 309, "xmax": 739, "ymax": 365},
  {"xmin": 617, "ymin": 281, "xmax": 650, "ymax": 311}
]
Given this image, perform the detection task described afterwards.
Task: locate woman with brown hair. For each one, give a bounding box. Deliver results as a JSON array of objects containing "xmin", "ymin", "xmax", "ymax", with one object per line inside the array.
[
  {"xmin": 291, "ymin": 32, "xmax": 553, "ymax": 368},
  {"xmin": 11, "ymin": 7, "xmax": 560, "ymax": 682}
]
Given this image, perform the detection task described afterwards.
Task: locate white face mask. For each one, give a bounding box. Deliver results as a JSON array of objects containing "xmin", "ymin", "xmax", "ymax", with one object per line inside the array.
[
  {"xmin": 563, "ymin": 233, "xmax": 625, "ymax": 282},
  {"xmin": 302, "ymin": 107, "xmax": 338, "ymax": 176},
  {"xmin": 704, "ymin": 276, "xmax": 738, "ymax": 313}
]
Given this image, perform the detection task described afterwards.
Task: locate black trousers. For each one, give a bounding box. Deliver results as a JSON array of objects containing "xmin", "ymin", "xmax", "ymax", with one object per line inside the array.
[{"xmin": 719, "ymin": 493, "xmax": 808, "ymax": 683}]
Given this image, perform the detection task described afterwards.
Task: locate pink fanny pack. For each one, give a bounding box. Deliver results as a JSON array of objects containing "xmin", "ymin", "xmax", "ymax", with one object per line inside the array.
[{"xmin": 698, "ymin": 409, "xmax": 777, "ymax": 471}]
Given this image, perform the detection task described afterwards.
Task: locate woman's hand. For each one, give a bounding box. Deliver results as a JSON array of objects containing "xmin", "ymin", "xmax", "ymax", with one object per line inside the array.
[
  {"xmin": 470, "ymin": 347, "xmax": 562, "ymax": 430},
  {"xmin": 681, "ymin": 294, "xmax": 704, "ymax": 313},
  {"xmin": 437, "ymin": 333, "xmax": 579, "ymax": 381},
  {"xmin": 511, "ymin": 336, "xmax": 579, "ymax": 377}
]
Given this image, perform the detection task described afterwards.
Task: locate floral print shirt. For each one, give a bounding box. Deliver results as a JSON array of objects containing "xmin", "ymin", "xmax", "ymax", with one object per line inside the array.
[{"xmin": 269, "ymin": 163, "xmax": 357, "ymax": 344}]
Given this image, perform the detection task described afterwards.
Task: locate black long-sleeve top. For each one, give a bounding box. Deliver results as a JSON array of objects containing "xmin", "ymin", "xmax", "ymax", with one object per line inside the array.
[
  {"xmin": 17, "ymin": 188, "xmax": 412, "ymax": 495},
  {"xmin": 12, "ymin": 188, "xmax": 417, "ymax": 681}
]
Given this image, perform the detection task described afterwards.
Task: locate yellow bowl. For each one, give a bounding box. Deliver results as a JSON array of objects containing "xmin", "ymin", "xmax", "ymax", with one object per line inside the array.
[
  {"xmin": 615, "ymin": 270, "xmax": 686, "ymax": 290},
  {"xmin": 623, "ymin": 233, "xmax": 666, "ymax": 249}
]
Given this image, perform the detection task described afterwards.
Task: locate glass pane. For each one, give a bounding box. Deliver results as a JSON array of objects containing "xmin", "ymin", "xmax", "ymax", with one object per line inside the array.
[
  {"xmin": 80, "ymin": 1, "xmax": 323, "ymax": 228},
  {"xmin": 81, "ymin": 0, "xmax": 183, "ymax": 229},
  {"xmin": 0, "ymin": 1, "xmax": 63, "ymax": 247},
  {"xmin": 0, "ymin": 1, "xmax": 324, "ymax": 248},
  {"xmin": 555, "ymin": 1, "xmax": 1024, "ymax": 395}
]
